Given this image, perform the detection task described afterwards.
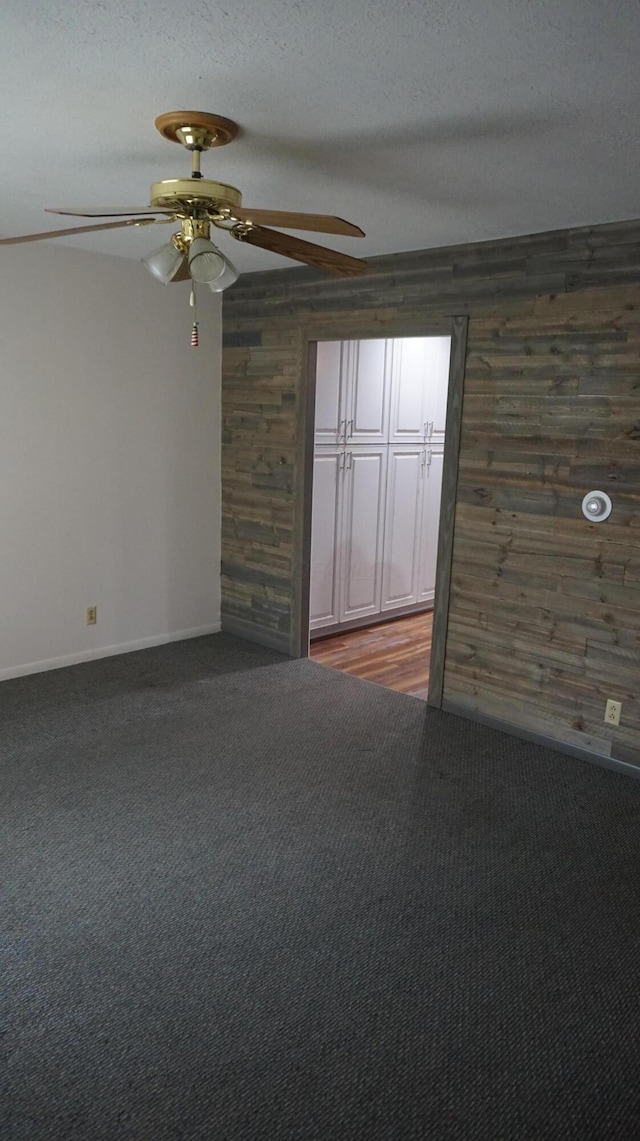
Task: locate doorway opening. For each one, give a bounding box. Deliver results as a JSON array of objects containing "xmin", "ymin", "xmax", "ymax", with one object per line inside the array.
[{"xmin": 306, "ymin": 335, "xmax": 451, "ymax": 701}]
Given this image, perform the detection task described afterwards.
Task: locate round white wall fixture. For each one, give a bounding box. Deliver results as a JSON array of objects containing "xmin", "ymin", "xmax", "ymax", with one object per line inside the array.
[{"xmin": 582, "ymin": 490, "xmax": 612, "ymax": 522}]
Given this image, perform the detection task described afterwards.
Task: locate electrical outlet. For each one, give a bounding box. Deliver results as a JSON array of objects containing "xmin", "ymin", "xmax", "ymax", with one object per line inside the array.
[
  {"xmin": 85, "ymin": 606, "xmax": 97, "ymax": 626},
  {"xmin": 604, "ymin": 699, "xmax": 622, "ymax": 726}
]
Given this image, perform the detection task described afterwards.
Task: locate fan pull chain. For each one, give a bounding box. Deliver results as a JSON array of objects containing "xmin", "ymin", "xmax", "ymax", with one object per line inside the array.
[{"xmin": 189, "ymin": 284, "xmax": 199, "ymax": 348}]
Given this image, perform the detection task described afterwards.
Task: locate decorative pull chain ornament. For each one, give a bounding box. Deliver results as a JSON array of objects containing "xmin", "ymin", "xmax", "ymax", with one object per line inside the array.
[{"xmin": 189, "ymin": 286, "xmax": 199, "ymax": 348}]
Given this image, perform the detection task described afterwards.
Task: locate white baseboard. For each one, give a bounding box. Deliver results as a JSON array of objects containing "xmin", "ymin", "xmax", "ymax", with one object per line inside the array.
[{"xmin": 0, "ymin": 623, "xmax": 222, "ymax": 682}]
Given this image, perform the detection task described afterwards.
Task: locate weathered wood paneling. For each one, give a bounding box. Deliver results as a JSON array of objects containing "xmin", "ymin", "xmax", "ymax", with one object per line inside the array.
[
  {"xmin": 449, "ymin": 294, "xmax": 640, "ymax": 762},
  {"xmin": 221, "ymin": 219, "xmax": 640, "ymax": 766}
]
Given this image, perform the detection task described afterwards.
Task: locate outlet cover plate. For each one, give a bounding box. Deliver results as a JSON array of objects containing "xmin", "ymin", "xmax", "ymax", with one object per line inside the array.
[{"xmin": 604, "ymin": 699, "xmax": 622, "ymax": 726}]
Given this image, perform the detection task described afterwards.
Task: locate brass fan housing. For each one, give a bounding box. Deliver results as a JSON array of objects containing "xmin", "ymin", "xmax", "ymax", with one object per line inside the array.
[
  {"xmin": 150, "ymin": 177, "xmax": 243, "ymax": 218},
  {"xmin": 171, "ymin": 217, "xmax": 212, "ymax": 253}
]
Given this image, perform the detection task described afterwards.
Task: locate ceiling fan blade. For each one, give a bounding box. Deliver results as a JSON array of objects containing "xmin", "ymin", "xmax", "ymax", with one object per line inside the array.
[
  {"xmin": 233, "ymin": 208, "xmax": 364, "ymax": 237},
  {"xmin": 45, "ymin": 206, "xmax": 173, "ymax": 218},
  {"xmin": 170, "ymin": 259, "xmax": 191, "ymax": 283},
  {"xmin": 0, "ymin": 217, "xmax": 168, "ymax": 246},
  {"xmin": 233, "ymin": 225, "xmax": 367, "ymax": 277}
]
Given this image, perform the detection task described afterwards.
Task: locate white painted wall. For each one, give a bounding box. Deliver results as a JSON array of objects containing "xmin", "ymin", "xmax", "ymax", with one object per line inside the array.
[{"xmin": 0, "ymin": 242, "xmax": 221, "ymax": 679}]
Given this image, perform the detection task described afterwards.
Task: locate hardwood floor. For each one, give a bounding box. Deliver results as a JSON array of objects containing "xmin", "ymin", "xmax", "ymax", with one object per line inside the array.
[{"xmin": 309, "ymin": 611, "xmax": 433, "ymax": 700}]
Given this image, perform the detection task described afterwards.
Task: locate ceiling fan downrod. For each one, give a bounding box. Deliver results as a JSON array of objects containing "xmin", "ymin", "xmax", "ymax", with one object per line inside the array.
[{"xmin": 190, "ymin": 148, "xmax": 202, "ymax": 180}]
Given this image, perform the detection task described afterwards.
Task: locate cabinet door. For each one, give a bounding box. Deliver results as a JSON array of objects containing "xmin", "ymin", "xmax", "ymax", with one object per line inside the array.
[
  {"xmin": 388, "ymin": 335, "xmax": 452, "ymax": 445},
  {"xmin": 314, "ymin": 340, "xmax": 346, "ymax": 445},
  {"xmin": 417, "ymin": 446, "xmax": 444, "ymax": 605},
  {"xmin": 309, "ymin": 448, "xmax": 344, "ymax": 630},
  {"xmin": 340, "ymin": 446, "xmax": 388, "ymax": 622},
  {"xmin": 380, "ymin": 446, "xmax": 424, "ymax": 612},
  {"xmin": 346, "ymin": 339, "xmax": 390, "ymax": 444},
  {"xmin": 423, "ymin": 336, "xmax": 451, "ymax": 447},
  {"xmin": 388, "ymin": 338, "xmax": 430, "ymax": 443}
]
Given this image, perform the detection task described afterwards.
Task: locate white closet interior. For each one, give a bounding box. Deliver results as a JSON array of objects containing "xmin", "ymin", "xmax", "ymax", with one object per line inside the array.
[{"xmin": 310, "ymin": 335, "xmax": 451, "ymax": 635}]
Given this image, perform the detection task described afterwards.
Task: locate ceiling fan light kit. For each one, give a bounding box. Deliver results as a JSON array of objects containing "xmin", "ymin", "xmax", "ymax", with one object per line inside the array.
[
  {"xmin": 142, "ymin": 240, "xmax": 185, "ymax": 285},
  {"xmin": 187, "ymin": 237, "xmax": 226, "ymax": 284},
  {"xmin": 208, "ymin": 259, "xmax": 239, "ymax": 293},
  {"xmin": 0, "ymin": 110, "xmax": 367, "ymax": 346}
]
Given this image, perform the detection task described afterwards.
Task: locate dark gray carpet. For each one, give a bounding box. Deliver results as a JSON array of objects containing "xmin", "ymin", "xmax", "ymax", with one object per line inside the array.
[{"xmin": 3, "ymin": 633, "xmax": 640, "ymax": 1140}]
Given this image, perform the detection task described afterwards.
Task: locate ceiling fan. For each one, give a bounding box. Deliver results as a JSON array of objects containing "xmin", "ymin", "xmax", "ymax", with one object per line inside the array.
[{"xmin": 0, "ymin": 111, "xmax": 368, "ymax": 287}]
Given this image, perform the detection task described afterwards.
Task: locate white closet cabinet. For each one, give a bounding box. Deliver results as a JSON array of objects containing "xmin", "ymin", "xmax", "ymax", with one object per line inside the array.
[
  {"xmin": 309, "ymin": 448, "xmax": 344, "ymax": 629},
  {"xmin": 310, "ymin": 335, "xmax": 450, "ymax": 635},
  {"xmin": 426, "ymin": 338, "xmax": 451, "ymax": 446},
  {"xmin": 346, "ymin": 339, "xmax": 390, "ymax": 444},
  {"xmin": 314, "ymin": 338, "xmax": 391, "ymax": 446},
  {"xmin": 314, "ymin": 340, "xmax": 346, "ymax": 445},
  {"xmin": 388, "ymin": 336, "xmax": 451, "ymax": 445},
  {"xmin": 310, "ymin": 446, "xmax": 388, "ymax": 631},
  {"xmin": 380, "ymin": 446, "xmax": 424, "ymax": 611},
  {"xmin": 340, "ymin": 447, "xmax": 388, "ymax": 622},
  {"xmin": 417, "ymin": 446, "xmax": 444, "ymax": 604}
]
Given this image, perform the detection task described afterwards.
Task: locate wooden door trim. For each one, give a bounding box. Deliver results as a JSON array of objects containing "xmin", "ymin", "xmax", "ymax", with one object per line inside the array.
[
  {"xmin": 292, "ymin": 317, "xmax": 468, "ymax": 714},
  {"xmin": 292, "ymin": 336, "xmax": 317, "ymax": 658},
  {"xmin": 426, "ymin": 316, "xmax": 468, "ymax": 707}
]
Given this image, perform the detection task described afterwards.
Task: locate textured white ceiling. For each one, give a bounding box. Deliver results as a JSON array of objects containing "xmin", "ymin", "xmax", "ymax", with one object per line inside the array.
[{"xmin": 2, "ymin": 0, "xmax": 640, "ymax": 275}]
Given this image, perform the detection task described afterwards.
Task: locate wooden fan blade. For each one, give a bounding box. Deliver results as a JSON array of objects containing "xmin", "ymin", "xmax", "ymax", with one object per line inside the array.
[
  {"xmin": 233, "ymin": 225, "xmax": 367, "ymax": 277},
  {"xmin": 45, "ymin": 206, "xmax": 173, "ymax": 218},
  {"xmin": 170, "ymin": 259, "xmax": 191, "ymax": 283},
  {"xmin": 233, "ymin": 209, "xmax": 364, "ymax": 237},
  {"xmin": 0, "ymin": 217, "xmax": 168, "ymax": 246}
]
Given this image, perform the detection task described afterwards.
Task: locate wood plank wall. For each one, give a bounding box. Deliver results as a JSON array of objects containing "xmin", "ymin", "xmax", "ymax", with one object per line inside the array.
[{"xmin": 221, "ymin": 220, "xmax": 640, "ymax": 768}]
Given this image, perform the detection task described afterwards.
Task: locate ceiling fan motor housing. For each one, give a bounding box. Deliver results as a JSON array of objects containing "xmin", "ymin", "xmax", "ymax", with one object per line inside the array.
[{"xmin": 149, "ymin": 178, "xmax": 243, "ymax": 219}]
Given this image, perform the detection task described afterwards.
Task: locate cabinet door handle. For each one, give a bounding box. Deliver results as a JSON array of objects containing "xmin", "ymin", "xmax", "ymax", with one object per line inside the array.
[
  {"xmin": 338, "ymin": 418, "xmax": 346, "ymax": 443},
  {"xmin": 338, "ymin": 451, "xmax": 345, "ymax": 470},
  {"xmin": 347, "ymin": 418, "xmax": 354, "ymax": 440},
  {"xmin": 347, "ymin": 451, "xmax": 353, "ymax": 469}
]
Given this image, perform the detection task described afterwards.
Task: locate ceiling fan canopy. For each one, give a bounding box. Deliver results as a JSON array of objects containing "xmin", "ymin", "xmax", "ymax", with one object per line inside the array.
[{"xmin": 0, "ymin": 111, "xmax": 368, "ymax": 284}]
